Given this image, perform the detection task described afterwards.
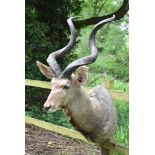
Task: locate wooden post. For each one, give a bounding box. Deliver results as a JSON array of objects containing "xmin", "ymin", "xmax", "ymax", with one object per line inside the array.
[
  {"xmin": 103, "ymin": 79, "xmax": 114, "ymax": 90},
  {"xmin": 101, "ymin": 147, "xmax": 110, "ymax": 155}
]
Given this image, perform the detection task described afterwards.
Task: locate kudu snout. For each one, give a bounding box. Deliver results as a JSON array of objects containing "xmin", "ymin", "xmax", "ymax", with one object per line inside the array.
[
  {"xmin": 43, "ymin": 93, "xmax": 53, "ymax": 111},
  {"xmin": 44, "ymin": 105, "xmax": 51, "ymax": 111}
]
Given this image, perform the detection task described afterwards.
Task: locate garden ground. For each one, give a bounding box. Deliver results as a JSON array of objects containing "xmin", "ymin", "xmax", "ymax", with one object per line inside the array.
[{"xmin": 25, "ymin": 124, "xmax": 101, "ymax": 155}]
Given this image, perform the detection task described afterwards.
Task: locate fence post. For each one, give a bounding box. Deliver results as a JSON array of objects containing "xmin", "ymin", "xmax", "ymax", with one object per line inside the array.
[
  {"xmin": 103, "ymin": 79, "xmax": 114, "ymax": 90},
  {"xmin": 101, "ymin": 147, "xmax": 110, "ymax": 155}
]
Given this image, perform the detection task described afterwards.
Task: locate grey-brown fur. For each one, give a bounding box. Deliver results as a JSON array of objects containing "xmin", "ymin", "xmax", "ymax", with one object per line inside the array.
[{"xmin": 64, "ymin": 85, "xmax": 117, "ymax": 144}]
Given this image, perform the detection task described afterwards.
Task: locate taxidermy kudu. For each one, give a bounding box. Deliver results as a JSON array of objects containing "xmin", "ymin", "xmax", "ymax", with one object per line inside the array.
[{"xmin": 37, "ymin": 15, "xmax": 117, "ymax": 155}]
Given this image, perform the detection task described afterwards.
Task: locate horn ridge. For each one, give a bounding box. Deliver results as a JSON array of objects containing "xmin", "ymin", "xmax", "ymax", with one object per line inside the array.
[{"xmin": 46, "ymin": 17, "xmax": 77, "ymax": 77}]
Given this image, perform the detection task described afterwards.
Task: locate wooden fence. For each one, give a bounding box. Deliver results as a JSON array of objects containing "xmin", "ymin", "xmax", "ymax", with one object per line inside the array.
[
  {"xmin": 25, "ymin": 79, "xmax": 129, "ymax": 155},
  {"xmin": 25, "ymin": 79, "xmax": 128, "ymax": 101}
]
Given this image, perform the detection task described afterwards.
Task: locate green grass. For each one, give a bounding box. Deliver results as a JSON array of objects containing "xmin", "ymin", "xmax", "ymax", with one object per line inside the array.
[
  {"xmin": 114, "ymin": 100, "xmax": 129, "ymax": 146},
  {"xmin": 26, "ymin": 106, "xmax": 75, "ymax": 130}
]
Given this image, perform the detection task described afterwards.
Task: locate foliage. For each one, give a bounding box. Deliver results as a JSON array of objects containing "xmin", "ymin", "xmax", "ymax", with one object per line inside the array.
[
  {"xmin": 25, "ymin": 0, "xmax": 128, "ymax": 81},
  {"xmin": 25, "ymin": 0, "xmax": 83, "ymax": 80},
  {"xmin": 72, "ymin": 0, "xmax": 129, "ymax": 81},
  {"xmin": 25, "ymin": 0, "xmax": 82, "ymax": 106},
  {"xmin": 78, "ymin": 0, "xmax": 123, "ymax": 18},
  {"xmin": 25, "ymin": 5, "xmax": 53, "ymax": 80},
  {"xmin": 75, "ymin": 16, "xmax": 128, "ymax": 81},
  {"xmin": 114, "ymin": 100, "xmax": 129, "ymax": 146},
  {"xmin": 26, "ymin": 103, "xmax": 74, "ymax": 130}
]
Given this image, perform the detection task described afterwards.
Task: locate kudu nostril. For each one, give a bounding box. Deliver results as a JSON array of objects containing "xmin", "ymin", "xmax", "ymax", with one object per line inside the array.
[{"xmin": 44, "ymin": 105, "xmax": 51, "ymax": 111}]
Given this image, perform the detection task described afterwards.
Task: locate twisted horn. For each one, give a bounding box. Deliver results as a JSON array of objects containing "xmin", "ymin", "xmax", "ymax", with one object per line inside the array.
[
  {"xmin": 60, "ymin": 15, "xmax": 115, "ymax": 79},
  {"xmin": 46, "ymin": 17, "xmax": 77, "ymax": 77}
]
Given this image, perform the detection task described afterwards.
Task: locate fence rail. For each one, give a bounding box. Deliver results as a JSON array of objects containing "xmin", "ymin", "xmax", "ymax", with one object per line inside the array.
[
  {"xmin": 25, "ymin": 79, "xmax": 129, "ymax": 101},
  {"xmin": 25, "ymin": 79, "xmax": 129, "ymax": 154}
]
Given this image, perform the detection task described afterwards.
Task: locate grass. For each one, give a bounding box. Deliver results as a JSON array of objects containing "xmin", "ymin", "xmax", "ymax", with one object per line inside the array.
[
  {"xmin": 114, "ymin": 100, "xmax": 129, "ymax": 146},
  {"xmin": 113, "ymin": 80, "xmax": 128, "ymax": 92}
]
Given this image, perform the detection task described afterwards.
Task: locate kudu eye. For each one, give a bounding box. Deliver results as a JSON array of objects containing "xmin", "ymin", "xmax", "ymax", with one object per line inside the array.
[{"xmin": 63, "ymin": 85, "xmax": 70, "ymax": 89}]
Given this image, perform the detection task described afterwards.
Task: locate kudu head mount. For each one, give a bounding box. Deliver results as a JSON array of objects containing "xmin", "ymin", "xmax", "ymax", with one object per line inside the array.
[{"xmin": 37, "ymin": 16, "xmax": 117, "ymax": 150}]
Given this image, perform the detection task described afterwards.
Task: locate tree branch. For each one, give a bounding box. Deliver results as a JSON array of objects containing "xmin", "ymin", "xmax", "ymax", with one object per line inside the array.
[
  {"xmin": 96, "ymin": 0, "xmax": 109, "ymax": 17},
  {"xmin": 75, "ymin": 0, "xmax": 129, "ymax": 29}
]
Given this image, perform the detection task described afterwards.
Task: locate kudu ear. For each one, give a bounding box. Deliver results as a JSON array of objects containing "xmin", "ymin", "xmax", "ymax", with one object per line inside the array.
[
  {"xmin": 36, "ymin": 61, "xmax": 54, "ymax": 79},
  {"xmin": 74, "ymin": 66, "xmax": 89, "ymax": 85}
]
